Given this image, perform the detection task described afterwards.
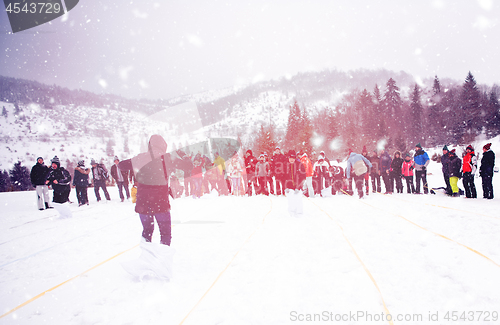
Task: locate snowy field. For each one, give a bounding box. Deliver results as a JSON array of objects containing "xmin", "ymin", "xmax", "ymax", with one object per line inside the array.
[{"xmin": 1, "ymin": 170, "xmax": 500, "ymax": 325}]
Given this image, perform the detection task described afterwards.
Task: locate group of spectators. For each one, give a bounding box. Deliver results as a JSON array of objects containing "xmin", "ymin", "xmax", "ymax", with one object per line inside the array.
[
  {"xmin": 30, "ymin": 141, "xmax": 496, "ymax": 211},
  {"xmin": 30, "ymin": 155, "xmax": 133, "ymax": 210}
]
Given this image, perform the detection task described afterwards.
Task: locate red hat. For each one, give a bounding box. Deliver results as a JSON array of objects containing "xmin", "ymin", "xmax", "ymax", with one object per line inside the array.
[
  {"xmin": 483, "ymin": 143, "xmax": 492, "ymax": 151},
  {"xmin": 466, "ymin": 145, "xmax": 473, "ymax": 151}
]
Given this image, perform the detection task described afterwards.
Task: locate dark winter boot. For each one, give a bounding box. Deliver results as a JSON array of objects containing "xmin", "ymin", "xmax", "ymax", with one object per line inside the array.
[{"xmin": 45, "ymin": 202, "xmax": 53, "ymax": 209}]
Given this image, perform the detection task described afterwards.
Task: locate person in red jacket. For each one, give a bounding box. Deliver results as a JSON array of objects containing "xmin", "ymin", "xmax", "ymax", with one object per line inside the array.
[
  {"xmin": 462, "ymin": 145, "xmax": 477, "ymax": 198},
  {"xmin": 300, "ymin": 153, "xmax": 314, "ymax": 197},
  {"xmin": 401, "ymin": 153, "xmax": 415, "ymax": 194}
]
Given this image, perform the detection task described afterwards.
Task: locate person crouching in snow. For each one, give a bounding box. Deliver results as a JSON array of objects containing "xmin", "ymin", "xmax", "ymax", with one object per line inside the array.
[
  {"xmin": 45, "ymin": 156, "xmax": 72, "ymax": 204},
  {"xmin": 284, "ymin": 150, "xmax": 306, "ymax": 217},
  {"xmin": 346, "ymin": 151, "xmax": 372, "ymax": 199}
]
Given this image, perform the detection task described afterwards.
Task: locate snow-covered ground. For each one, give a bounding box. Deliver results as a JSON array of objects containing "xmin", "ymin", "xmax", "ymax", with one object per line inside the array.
[{"xmin": 1, "ymin": 161, "xmax": 500, "ymax": 325}]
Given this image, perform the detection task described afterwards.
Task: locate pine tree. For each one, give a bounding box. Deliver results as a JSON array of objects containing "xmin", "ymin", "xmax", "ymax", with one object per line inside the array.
[
  {"xmin": 2, "ymin": 106, "xmax": 7, "ymax": 118},
  {"xmin": 254, "ymin": 125, "xmax": 276, "ymax": 156},
  {"xmin": 0, "ymin": 170, "xmax": 12, "ymax": 192},
  {"xmin": 460, "ymin": 71, "xmax": 481, "ymax": 136},
  {"xmin": 410, "ymin": 83, "xmax": 424, "ymax": 144},
  {"xmin": 9, "ymin": 161, "xmax": 32, "ymax": 191},
  {"xmin": 428, "ymin": 76, "xmax": 443, "ymax": 145},
  {"xmin": 382, "ymin": 78, "xmax": 402, "ymax": 136},
  {"xmin": 372, "ymin": 84, "xmax": 385, "ymax": 138},
  {"xmin": 297, "ymin": 106, "xmax": 313, "ymax": 154},
  {"xmin": 14, "ymin": 103, "xmax": 21, "ymax": 115},
  {"xmin": 487, "ymin": 88, "xmax": 500, "ymax": 137},
  {"xmin": 284, "ymin": 100, "xmax": 302, "ymax": 150},
  {"xmin": 358, "ymin": 89, "xmax": 374, "ymax": 141}
]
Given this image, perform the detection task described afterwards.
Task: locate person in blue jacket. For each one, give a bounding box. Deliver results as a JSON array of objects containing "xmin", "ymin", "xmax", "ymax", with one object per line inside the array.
[
  {"xmin": 414, "ymin": 143, "xmax": 430, "ymax": 194},
  {"xmin": 346, "ymin": 151, "xmax": 372, "ymax": 199}
]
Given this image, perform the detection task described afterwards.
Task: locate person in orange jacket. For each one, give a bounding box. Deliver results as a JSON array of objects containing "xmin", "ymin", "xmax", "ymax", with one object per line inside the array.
[{"xmin": 300, "ymin": 152, "xmax": 314, "ymax": 197}]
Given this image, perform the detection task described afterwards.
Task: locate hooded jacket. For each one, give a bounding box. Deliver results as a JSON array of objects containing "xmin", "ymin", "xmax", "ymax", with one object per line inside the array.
[
  {"xmin": 463, "ymin": 150, "xmax": 477, "ymax": 174},
  {"xmin": 479, "ymin": 150, "xmax": 495, "ymax": 177},
  {"xmin": 30, "ymin": 162, "xmax": 50, "ymax": 186},
  {"xmin": 300, "ymin": 155, "xmax": 314, "ymax": 177},
  {"xmin": 346, "ymin": 152, "xmax": 372, "ymax": 179},
  {"xmin": 119, "ymin": 135, "xmax": 181, "ymax": 215}
]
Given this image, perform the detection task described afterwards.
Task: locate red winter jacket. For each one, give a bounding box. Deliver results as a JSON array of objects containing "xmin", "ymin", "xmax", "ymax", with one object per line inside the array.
[
  {"xmin": 401, "ymin": 160, "xmax": 414, "ymax": 177},
  {"xmin": 300, "ymin": 156, "xmax": 314, "ymax": 177},
  {"xmin": 462, "ymin": 151, "xmax": 477, "ymax": 174}
]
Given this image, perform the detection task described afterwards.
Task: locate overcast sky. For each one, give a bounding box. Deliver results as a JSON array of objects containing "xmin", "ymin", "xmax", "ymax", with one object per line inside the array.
[{"xmin": 1, "ymin": 0, "xmax": 499, "ymax": 100}]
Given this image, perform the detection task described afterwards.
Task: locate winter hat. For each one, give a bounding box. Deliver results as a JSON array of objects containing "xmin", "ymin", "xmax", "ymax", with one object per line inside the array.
[
  {"xmin": 77, "ymin": 160, "xmax": 85, "ymax": 167},
  {"xmin": 318, "ymin": 155, "xmax": 324, "ymax": 161},
  {"xmin": 405, "ymin": 153, "xmax": 412, "ymax": 158},
  {"xmin": 246, "ymin": 149, "xmax": 253, "ymax": 156},
  {"xmin": 301, "ymin": 152, "xmax": 308, "ymax": 158},
  {"xmin": 415, "ymin": 143, "xmax": 422, "ymax": 149},
  {"xmin": 288, "ymin": 150, "xmax": 296, "ymax": 158},
  {"xmin": 37, "ymin": 156, "xmax": 43, "ymax": 161},
  {"xmin": 483, "ymin": 143, "xmax": 492, "ymax": 151},
  {"xmin": 113, "ymin": 156, "xmax": 119, "ymax": 162},
  {"xmin": 51, "ymin": 156, "xmax": 60, "ymax": 168},
  {"xmin": 259, "ymin": 154, "xmax": 265, "ymax": 159},
  {"xmin": 91, "ymin": 159, "xmax": 97, "ymax": 165},
  {"xmin": 466, "ymin": 145, "xmax": 474, "ymax": 151},
  {"xmin": 443, "ymin": 145, "xmax": 449, "ymax": 151},
  {"xmin": 275, "ymin": 146, "xmax": 280, "ymax": 150}
]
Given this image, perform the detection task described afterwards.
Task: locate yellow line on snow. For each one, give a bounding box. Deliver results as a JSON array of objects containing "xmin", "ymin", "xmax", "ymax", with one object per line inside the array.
[{"xmin": 308, "ymin": 198, "xmax": 394, "ymax": 325}]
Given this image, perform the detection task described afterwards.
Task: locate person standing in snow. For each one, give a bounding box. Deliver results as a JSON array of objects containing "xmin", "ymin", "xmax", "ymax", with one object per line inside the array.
[
  {"xmin": 361, "ymin": 146, "xmax": 371, "ymax": 195},
  {"xmin": 255, "ymin": 154, "xmax": 270, "ymax": 195},
  {"xmin": 73, "ymin": 160, "xmax": 90, "ymax": 206},
  {"xmin": 213, "ymin": 152, "xmax": 228, "ymax": 196},
  {"xmin": 91, "ymin": 159, "xmax": 111, "ymax": 202},
  {"xmin": 191, "ymin": 157, "xmax": 203, "ymax": 198},
  {"xmin": 462, "ymin": 145, "xmax": 477, "ymax": 198},
  {"xmin": 401, "ymin": 153, "xmax": 415, "ymax": 194},
  {"xmin": 313, "ymin": 155, "xmax": 329, "ymax": 195},
  {"xmin": 226, "ymin": 154, "xmax": 244, "ymax": 196},
  {"xmin": 177, "ymin": 152, "xmax": 194, "ymax": 197},
  {"xmin": 447, "ymin": 149, "xmax": 462, "ymax": 197},
  {"xmin": 119, "ymin": 134, "xmax": 182, "ymax": 245},
  {"xmin": 369, "ymin": 150, "xmax": 381, "ymax": 193},
  {"xmin": 45, "ymin": 156, "xmax": 72, "ymax": 204},
  {"xmin": 441, "ymin": 145, "xmax": 452, "ymax": 196},
  {"xmin": 244, "ymin": 150, "xmax": 258, "ymax": 196},
  {"xmin": 414, "ymin": 143, "xmax": 430, "ymax": 194},
  {"xmin": 346, "ymin": 151, "xmax": 372, "ymax": 199},
  {"xmin": 390, "ymin": 151, "xmax": 404, "ymax": 194},
  {"xmin": 379, "ymin": 148, "xmax": 392, "ymax": 194},
  {"xmin": 479, "ymin": 143, "xmax": 495, "ymax": 199},
  {"xmin": 30, "ymin": 156, "xmax": 52, "ymax": 210},
  {"xmin": 284, "ymin": 150, "xmax": 307, "ymax": 216},
  {"xmin": 111, "ymin": 156, "xmax": 130, "ymax": 202},
  {"xmin": 271, "ymin": 147, "xmax": 286, "ymax": 196},
  {"xmin": 300, "ymin": 153, "xmax": 314, "ymax": 197}
]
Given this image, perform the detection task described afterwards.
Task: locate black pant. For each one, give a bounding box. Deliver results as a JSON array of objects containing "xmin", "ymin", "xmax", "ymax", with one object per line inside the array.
[
  {"xmin": 75, "ymin": 185, "xmax": 88, "ymax": 205},
  {"xmin": 274, "ymin": 177, "xmax": 284, "ymax": 195},
  {"xmin": 257, "ymin": 176, "xmax": 269, "ymax": 195},
  {"xmin": 415, "ymin": 170, "xmax": 428, "ymax": 194},
  {"xmin": 352, "ymin": 174, "xmax": 365, "ymax": 198},
  {"xmin": 371, "ymin": 174, "xmax": 381, "ymax": 192},
  {"xmin": 482, "ymin": 175, "xmax": 493, "ymax": 199},
  {"xmin": 382, "ymin": 172, "xmax": 392, "ymax": 193},
  {"xmin": 94, "ymin": 181, "xmax": 110, "ymax": 201},
  {"xmin": 404, "ymin": 176, "xmax": 415, "ymax": 194},
  {"xmin": 443, "ymin": 173, "xmax": 451, "ymax": 195},
  {"xmin": 391, "ymin": 172, "xmax": 403, "ymax": 193},
  {"xmin": 463, "ymin": 172, "xmax": 477, "ymax": 198}
]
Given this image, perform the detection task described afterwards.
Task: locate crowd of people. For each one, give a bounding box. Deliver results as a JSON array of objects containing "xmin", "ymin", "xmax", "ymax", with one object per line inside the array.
[{"xmin": 30, "ymin": 141, "xmax": 496, "ymax": 212}]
